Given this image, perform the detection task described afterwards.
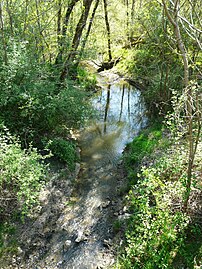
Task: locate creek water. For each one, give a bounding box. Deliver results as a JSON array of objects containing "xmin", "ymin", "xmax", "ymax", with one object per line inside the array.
[
  {"xmin": 81, "ymin": 79, "xmax": 147, "ymax": 167},
  {"xmin": 55, "ymin": 78, "xmax": 148, "ymax": 268},
  {"xmin": 14, "ymin": 77, "xmax": 148, "ymax": 269}
]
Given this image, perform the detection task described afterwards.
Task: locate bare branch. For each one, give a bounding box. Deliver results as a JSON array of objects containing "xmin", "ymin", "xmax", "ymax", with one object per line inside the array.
[{"xmin": 162, "ymin": 0, "xmax": 176, "ymax": 27}]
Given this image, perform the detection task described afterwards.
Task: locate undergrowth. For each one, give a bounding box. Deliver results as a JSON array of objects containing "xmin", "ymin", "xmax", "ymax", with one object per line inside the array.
[
  {"xmin": 47, "ymin": 138, "xmax": 78, "ymax": 171},
  {"xmin": 119, "ymin": 123, "xmax": 202, "ymax": 269}
]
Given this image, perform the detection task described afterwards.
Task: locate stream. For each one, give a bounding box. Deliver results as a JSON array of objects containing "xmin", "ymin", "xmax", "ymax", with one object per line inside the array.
[
  {"xmin": 55, "ymin": 78, "xmax": 148, "ymax": 268},
  {"xmin": 5, "ymin": 76, "xmax": 147, "ymax": 269},
  {"xmin": 81, "ymin": 77, "xmax": 147, "ymax": 166}
]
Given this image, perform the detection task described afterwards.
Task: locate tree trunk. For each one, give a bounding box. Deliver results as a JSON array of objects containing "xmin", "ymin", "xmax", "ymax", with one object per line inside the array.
[
  {"xmin": 6, "ymin": 0, "xmax": 13, "ymax": 36},
  {"xmin": 35, "ymin": 0, "xmax": 45, "ymax": 61},
  {"xmin": 60, "ymin": 0, "xmax": 94, "ymax": 80},
  {"xmin": 57, "ymin": 0, "xmax": 62, "ymax": 46},
  {"xmin": 55, "ymin": 0, "xmax": 80, "ymax": 65},
  {"xmin": 162, "ymin": 0, "xmax": 195, "ymax": 212},
  {"xmin": 130, "ymin": 0, "xmax": 136, "ymax": 40},
  {"xmin": 125, "ymin": 0, "xmax": 129, "ymax": 40},
  {"xmin": 80, "ymin": 0, "xmax": 99, "ymax": 57},
  {"xmin": 0, "ymin": 2, "xmax": 8, "ymax": 65},
  {"xmin": 23, "ymin": 0, "xmax": 29, "ymax": 37},
  {"xmin": 103, "ymin": 0, "xmax": 112, "ymax": 61}
]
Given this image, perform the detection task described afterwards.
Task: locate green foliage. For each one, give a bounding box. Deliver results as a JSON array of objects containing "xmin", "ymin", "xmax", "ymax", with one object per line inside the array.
[
  {"xmin": 121, "ymin": 165, "xmax": 189, "ymax": 269},
  {"xmin": 76, "ymin": 66, "xmax": 97, "ymax": 90},
  {"xmin": 116, "ymin": 45, "xmax": 183, "ymax": 114},
  {"xmin": 0, "ymin": 127, "xmax": 46, "ymax": 219},
  {"xmin": 172, "ymin": 223, "xmax": 202, "ymax": 268},
  {"xmin": 48, "ymin": 138, "xmax": 77, "ymax": 171},
  {"xmin": 0, "ymin": 223, "xmax": 18, "ymax": 258},
  {"xmin": 120, "ymin": 120, "xmax": 202, "ymax": 269},
  {"xmin": 47, "ymin": 83, "xmax": 91, "ymax": 130},
  {"xmin": 165, "ymin": 84, "xmax": 202, "ymax": 142},
  {"xmin": 0, "ymin": 41, "xmax": 91, "ymax": 147},
  {"xmin": 124, "ymin": 123, "xmax": 165, "ymax": 168}
]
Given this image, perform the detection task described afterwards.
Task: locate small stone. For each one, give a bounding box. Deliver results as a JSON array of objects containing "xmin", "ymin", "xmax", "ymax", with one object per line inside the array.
[
  {"xmin": 101, "ymin": 200, "xmax": 110, "ymax": 209},
  {"xmin": 75, "ymin": 230, "xmax": 87, "ymax": 243},
  {"xmin": 118, "ymin": 213, "xmax": 131, "ymax": 220},
  {"xmin": 57, "ymin": 261, "xmax": 63, "ymax": 267},
  {"xmin": 103, "ymin": 239, "xmax": 112, "ymax": 248},
  {"xmin": 75, "ymin": 163, "xmax": 80, "ymax": 177},
  {"xmin": 17, "ymin": 247, "xmax": 23, "ymax": 254},
  {"xmin": 64, "ymin": 240, "xmax": 71, "ymax": 248}
]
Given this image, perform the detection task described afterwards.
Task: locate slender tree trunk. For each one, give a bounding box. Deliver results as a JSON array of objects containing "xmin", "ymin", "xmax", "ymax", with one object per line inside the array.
[
  {"xmin": 55, "ymin": 0, "xmax": 80, "ymax": 64},
  {"xmin": 0, "ymin": 2, "xmax": 8, "ymax": 65},
  {"xmin": 23, "ymin": 0, "xmax": 28, "ymax": 37},
  {"xmin": 57, "ymin": 0, "xmax": 62, "ymax": 45},
  {"xmin": 6, "ymin": 0, "xmax": 13, "ymax": 35},
  {"xmin": 60, "ymin": 0, "xmax": 93, "ymax": 80},
  {"xmin": 103, "ymin": 0, "xmax": 112, "ymax": 61},
  {"xmin": 125, "ymin": 0, "xmax": 129, "ymax": 40},
  {"xmin": 35, "ymin": 0, "xmax": 45, "ymax": 61},
  {"xmin": 130, "ymin": 0, "xmax": 135, "ymax": 40},
  {"xmin": 162, "ymin": 0, "xmax": 195, "ymax": 211},
  {"xmin": 69, "ymin": 0, "xmax": 94, "ymax": 60},
  {"xmin": 80, "ymin": 0, "xmax": 99, "ymax": 58}
]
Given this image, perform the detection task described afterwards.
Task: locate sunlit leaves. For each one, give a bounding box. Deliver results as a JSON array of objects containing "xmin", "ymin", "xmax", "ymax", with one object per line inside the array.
[{"xmin": 0, "ymin": 127, "xmax": 46, "ymax": 219}]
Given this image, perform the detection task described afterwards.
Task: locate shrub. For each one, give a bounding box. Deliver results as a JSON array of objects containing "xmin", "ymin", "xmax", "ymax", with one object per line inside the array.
[
  {"xmin": 76, "ymin": 66, "xmax": 97, "ymax": 90},
  {"xmin": 48, "ymin": 138, "xmax": 77, "ymax": 171},
  {"xmin": 124, "ymin": 123, "xmax": 164, "ymax": 168},
  {"xmin": 0, "ymin": 127, "xmax": 46, "ymax": 219},
  {"xmin": 121, "ymin": 166, "xmax": 189, "ymax": 269},
  {"xmin": 0, "ymin": 41, "xmax": 92, "ymax": 147}
]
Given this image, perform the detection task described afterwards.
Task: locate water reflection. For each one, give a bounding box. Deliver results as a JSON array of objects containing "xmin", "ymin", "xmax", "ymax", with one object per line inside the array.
[
  {"xmin": 81, "ymin": 81, "xmax": 147, "ymax": 165},
  {"xmin": 104, "ymin": 85, "xmax": 110, "ymax": 133}
]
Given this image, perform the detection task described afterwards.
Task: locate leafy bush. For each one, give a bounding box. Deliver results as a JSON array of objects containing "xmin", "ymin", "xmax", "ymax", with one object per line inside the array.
[
  {"xmin": 120, "ymin": 126, "xmax": 202, "ymax": 268},
  {"xmin": 124, "ymin": 123, "xmax": 165, "ymax": 168},
  {"xmin": 48, "ymin": 138, "xmax": 77, "ymax": 171},
  {"xmin": 48, "ymin": 84, "xmax": 91, "ymax": 130},
  {"xmin": 0, "ymin": 127, "xmax": 46, "ymax": 219},
  {"xmin": 121, "ymin": 166, "xmax": 189, "ymax": 269},
  {"xmin": 0, "ymin": 223, "xmax": 17, "ymax": 258},
  {"xmin": 77, "ymin": 66, "xmax": 97, "ymax": 90},
  {"xmin": 0, "ymin": 41, "xmax": 92, "ymax": 147}
]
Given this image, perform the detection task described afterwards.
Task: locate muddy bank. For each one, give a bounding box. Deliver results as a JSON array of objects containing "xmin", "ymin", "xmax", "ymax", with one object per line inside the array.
[{"xmin": 1, "ymin": 154, "xmax": 128, "ymax": 269}]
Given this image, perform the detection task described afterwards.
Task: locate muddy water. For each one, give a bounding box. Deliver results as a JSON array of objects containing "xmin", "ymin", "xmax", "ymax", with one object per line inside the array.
[{"xmin": 10, "ymin": 79, "xmax": 147, "ymax": 269}]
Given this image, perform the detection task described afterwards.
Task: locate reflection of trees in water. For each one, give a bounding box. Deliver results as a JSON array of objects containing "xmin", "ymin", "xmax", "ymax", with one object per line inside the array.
[
  {"xmin": 119, "ymin": 84, "xmax": 125, "ymax": 122},
  {"xmin": 82, "ymin": 83, "xmax": 148, "ymax": 165},
  {"xmin": 128, "ymin": 84, "xmax": 131, "ymax": 121},
  {"xmin": 104, "ymin": 84, "xmax": 110, "ymax": 133},
  {"xmin": 101, "ymin": 83, "xmax": 146, "ymax": 133}
]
